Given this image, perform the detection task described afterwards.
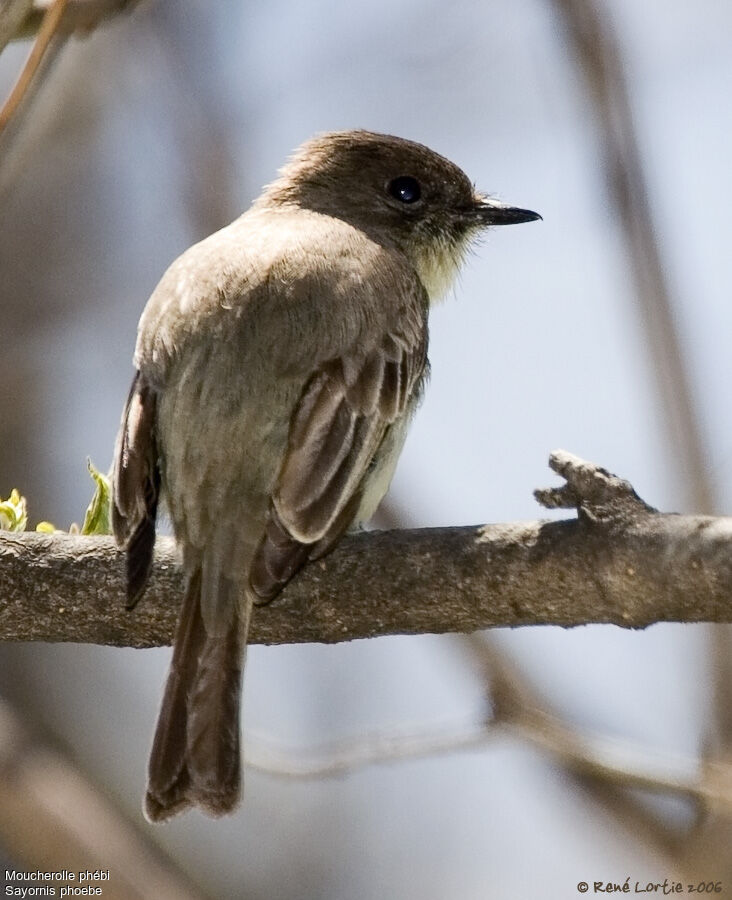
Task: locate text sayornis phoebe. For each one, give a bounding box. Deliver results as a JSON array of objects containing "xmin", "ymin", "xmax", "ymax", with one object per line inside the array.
[{"xmin": 112, "ymin": 130, "xmax": 540, "ymax": 821}]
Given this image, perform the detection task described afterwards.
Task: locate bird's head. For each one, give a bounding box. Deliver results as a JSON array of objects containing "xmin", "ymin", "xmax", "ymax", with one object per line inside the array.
[{"xmin": 262, "ymin": 130, "xmax": 541, "ymax": 302}]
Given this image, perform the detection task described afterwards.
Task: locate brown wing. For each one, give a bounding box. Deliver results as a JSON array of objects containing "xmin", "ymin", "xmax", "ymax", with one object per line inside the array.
[
  {"xmin": 249, "ymin": 323, "xmax": 427, "ymax": 603},
  {"xmin": 112, "ymin": 372, "xmax": 160, "ymax": 608}
]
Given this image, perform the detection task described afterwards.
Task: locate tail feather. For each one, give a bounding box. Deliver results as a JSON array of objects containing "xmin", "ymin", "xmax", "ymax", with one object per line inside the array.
[
  {"xmin": 144, "ymin": 567, "xmax": 249, "ymax": 823},
  {"xmin": 187, "ymin": 619, "xmax": 244, "ymax": 811}
]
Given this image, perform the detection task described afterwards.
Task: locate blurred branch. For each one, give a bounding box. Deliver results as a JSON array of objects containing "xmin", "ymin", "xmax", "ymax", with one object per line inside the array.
[
  {"xmin": 463, "ymin": 634, "xmax": 731, "ymax": 815},
  {"xmin": 1, "ymin": 451, "xmax": 731, "ymax": 647},
  {"xmin": 0, "ymin": 0, "xmax": 142, "ymax": 172},
  {"xmin": 0, "ymin": 0, "xmax": 67, "ymax": 136},
  {"xmin": 0, "ymin": 0, "xmax": 34, "ymax": 53},
  {"xmin": 0, "ymin": 699, "xmax": 206, "ymax": 900},
  {"xmin": 381, "ymin": 486, "xmax": 698, "ymax": 857},
  {"xmin": 555, "ymin": 2, "xmax": 732, "ymax": 874},
  {"xmin": 244, "ymin": 710, "xmax": 731, "ymax": 815},
  {"xmin": 462, "ymin": 634, "xmax": 692, "ymax": 858},
  {"xmin": 7, "ymin": 0, "xmax": 141, "ymax": 41},
  {"xmin": 0, "ymin": 33, "xmax": 65, "ymax": 185},
  {"xmin": 710, "ymin": 629, "xmax": 732, "ymax": 749},
  {"xmin": 243, "ymin": 630, "xmax": 731, "ymax": 848},
  {"xmin": 245, "ymin": 724, "xmax": 495, "ymax": 779},
  {"xmin": 553, "ymin": 0, "xmax": 715, "ymax": 515},
  {"xmin": 469, "ymin": 631, "xmax": 732, "ymax": 865}
]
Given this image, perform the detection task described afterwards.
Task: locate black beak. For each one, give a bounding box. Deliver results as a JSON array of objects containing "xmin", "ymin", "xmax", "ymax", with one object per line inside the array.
[{"xmin": 473, "ymin": 198, "xmax": 542, "ymax": 226}]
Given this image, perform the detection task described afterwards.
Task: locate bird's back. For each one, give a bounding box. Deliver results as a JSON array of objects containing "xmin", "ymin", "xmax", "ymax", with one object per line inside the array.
[{"xmin": 140, "ymin": 203, "xmax": 425, "ymax": 570}]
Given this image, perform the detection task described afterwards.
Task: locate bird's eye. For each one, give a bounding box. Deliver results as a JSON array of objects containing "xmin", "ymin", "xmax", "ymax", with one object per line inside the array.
[{"xmin": 388, "ymin": 176, "xmax": 421, "ymax": 204}]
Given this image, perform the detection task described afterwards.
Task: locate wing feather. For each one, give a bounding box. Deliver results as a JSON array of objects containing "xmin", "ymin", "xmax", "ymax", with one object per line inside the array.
[
  {"xmin": 249, "ymin": 308, "xmax": 427, "ymax": 604},
  {"xmin": 112, "ymin": 372, "xmax": 160, "ymax": 607}
]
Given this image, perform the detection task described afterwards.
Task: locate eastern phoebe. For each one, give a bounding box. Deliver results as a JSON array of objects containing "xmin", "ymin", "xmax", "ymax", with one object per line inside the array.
[{"xmin": 112, "ymin": 130, "xmax": 540, "ymax": 821}]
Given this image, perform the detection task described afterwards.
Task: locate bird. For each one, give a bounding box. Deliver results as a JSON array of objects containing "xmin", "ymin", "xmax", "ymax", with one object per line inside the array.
[{"xmin": 112, "ymin": 129, "xmax": 540, "ymax": 821}]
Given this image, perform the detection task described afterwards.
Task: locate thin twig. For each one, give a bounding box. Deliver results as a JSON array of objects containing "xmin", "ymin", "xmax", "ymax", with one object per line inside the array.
[
  {"xmin": 0, "ymin": 0, "xmax": 67, "ymax": 135},
  {"xmin": 243, "ymin": 715, "xmax": 730, "ymax": 814},
  {"xmin": 0, "ymin": 32, "xmax": 65, "ymax": 191},
  {"xmin": 0, "ymin": 0, "xmax": 34, "ymax": 53},
  {"xmin": 245, "ymin": 724, "xmax": 496, "ymax": 779},
  {"xmin": 7, "ymin": 0, "xmax": 141, "ymax": 41}
]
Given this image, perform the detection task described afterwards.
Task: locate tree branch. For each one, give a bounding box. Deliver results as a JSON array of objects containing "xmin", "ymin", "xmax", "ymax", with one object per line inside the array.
[
  {"xmin": 0, "ymin": 0, "xmax": 68, "ymax": 136},
  {"xmin": 7, "ymin": 0, "xmax": 141, "ymax": 42},
  {"xmin": 0, "ymin": 0, "xmax": 34, "ymax": 54},
  {"xmin": 461, "ymin": 633, "xmax": 732, "ymax": 814},
  {"xmin": 245, "ymin": 709, "xmax": 732, "ymax": 814},
  {"xmin": 1, "ymin": 451, "xmax": 730, "ymax": 648}
]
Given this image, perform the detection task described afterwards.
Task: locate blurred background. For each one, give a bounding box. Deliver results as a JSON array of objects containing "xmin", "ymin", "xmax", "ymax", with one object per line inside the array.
[{"xmin": 1, "ymin": 0, "xmax": 730, "ymax": 897}]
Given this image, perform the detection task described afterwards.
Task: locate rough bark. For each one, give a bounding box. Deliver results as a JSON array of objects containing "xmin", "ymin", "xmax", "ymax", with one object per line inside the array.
[{"xmin": 0, "ymin": 452, "xmax": 730, "ymax": 648}]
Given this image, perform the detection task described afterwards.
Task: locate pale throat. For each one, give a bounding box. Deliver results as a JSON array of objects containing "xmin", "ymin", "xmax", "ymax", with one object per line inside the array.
[{"xmin": 409, "ymin": 234, "xmax": 472, "ymax": 305}]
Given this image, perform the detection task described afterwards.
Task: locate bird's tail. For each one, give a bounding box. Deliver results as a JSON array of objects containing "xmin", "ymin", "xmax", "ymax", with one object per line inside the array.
[{"xmin": 144, "ymin": 565, "xmax": 250, "ymax": 823}]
